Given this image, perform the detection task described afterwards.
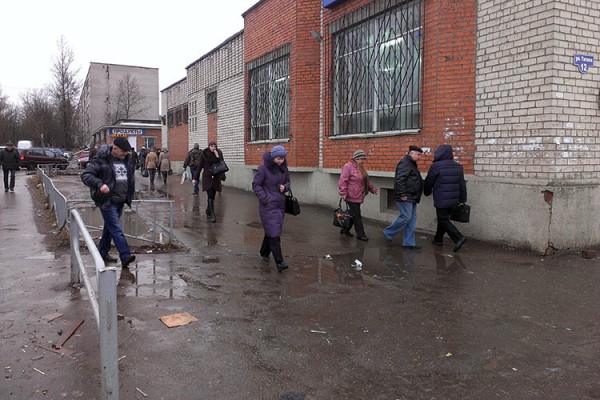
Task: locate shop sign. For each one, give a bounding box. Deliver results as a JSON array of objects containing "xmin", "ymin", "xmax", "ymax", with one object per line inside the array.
[
  {"xmin": 323, "ymin": 0, "xmax": 346, "ymax": 8},
  {"xmin": 109, "ymin": 128, "xmax": 144, "ymax": 136}
]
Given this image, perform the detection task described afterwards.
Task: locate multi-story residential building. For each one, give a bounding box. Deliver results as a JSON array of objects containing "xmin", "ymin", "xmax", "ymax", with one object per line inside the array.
[{"xmin": 78, "ymin": 62, "xmax": 160, "ymax": 150}]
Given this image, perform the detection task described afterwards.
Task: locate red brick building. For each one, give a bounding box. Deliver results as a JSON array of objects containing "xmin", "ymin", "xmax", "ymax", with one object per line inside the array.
[{"xmin": 243, "ymin": 0, "xmax": 476, "ymax": 173}]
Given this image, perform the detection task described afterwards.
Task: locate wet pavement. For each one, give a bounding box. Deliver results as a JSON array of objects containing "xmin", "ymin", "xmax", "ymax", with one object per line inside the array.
[{"xmin": 1, "ymin": 170, "xmax": 600, "ymax": 400}]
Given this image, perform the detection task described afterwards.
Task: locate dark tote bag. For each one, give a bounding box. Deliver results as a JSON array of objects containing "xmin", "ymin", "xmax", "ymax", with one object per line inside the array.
[
  {"xmin": 284, "ymin": 190, "xmax": 301, "ymax": 216},
  {"xmin": 450, "ymin": 203, "xmax": 471, "ymax": 223},
  {"xmin": 210, "ymin": 160, "xmax": 229, "ymax": 177},
  {"xmin": 333, "ymin": 198, "xmax": 352, "ymax": 229}
]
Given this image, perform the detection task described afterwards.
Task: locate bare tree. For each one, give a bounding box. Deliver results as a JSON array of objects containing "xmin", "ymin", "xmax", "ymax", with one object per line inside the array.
[
  {"xmin": 113, "ymin": 74, "xmax": 149, "ymax": 122},
  {"xmin": 0, "ymin": 86, "xmax": 21, "ymax": 144},
  {"xmin": 49, "ymin": 36, "xmax": 80, "ymax": 149},
  {"xmin": 20, "ymin": 89, "xmax": 59, "ymax": 147}
]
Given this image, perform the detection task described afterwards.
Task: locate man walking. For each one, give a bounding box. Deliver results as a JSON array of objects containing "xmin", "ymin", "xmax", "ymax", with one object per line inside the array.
[
  {"xmin": 424, "ymin": 144, "xmax": 467, "ymax": 252},
  {"xmin": 183, "ymin": 143, "xmax": 202, "ymax": 195},
  {"xmin": 81, "ymin": 138, "xmax": 136, "ymax": 268},
  {"xmin": 383, "ymin": 145, "xmax": 424, "ymax": 249},
  {"xmin": 0, "ymin": 141, "xmax": 20, "ymax": 193}
]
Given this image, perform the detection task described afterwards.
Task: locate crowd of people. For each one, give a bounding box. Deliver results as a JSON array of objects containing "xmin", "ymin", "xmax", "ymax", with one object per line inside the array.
[{"xmin": 77, "ymin": 138, "xmax": 467, "ymax": 274}]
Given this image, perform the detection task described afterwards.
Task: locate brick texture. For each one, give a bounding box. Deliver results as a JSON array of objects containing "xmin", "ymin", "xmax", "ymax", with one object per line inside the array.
[{"xmin": 475, "ymin": 0, "xmax": 600, "ymax": 180}]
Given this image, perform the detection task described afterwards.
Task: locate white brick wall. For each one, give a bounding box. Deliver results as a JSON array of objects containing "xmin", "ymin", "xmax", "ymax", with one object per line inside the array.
[
  {"xmin": 475, "ymin": 0, "xmax": 600, "ymax": 180},
  {"xmin": 187, "ymin": 32, "xmax": 245, "ymax": 164}
]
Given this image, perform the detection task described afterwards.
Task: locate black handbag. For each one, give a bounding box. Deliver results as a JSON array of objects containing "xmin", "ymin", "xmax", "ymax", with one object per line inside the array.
[
  {"xmin": 284, "ymin": 190, "xmax": 301, "ymax": 216},
  {"xmin": 333, "ymin": 199, "xmax": 352, "ymax": 229},
  {"xmin": 450, "ymin": 203, "xmax": 470, "ymax": 223},
  {"xmin": 210, "ymin": 160, "xmax": 229, "ymax": 177}
]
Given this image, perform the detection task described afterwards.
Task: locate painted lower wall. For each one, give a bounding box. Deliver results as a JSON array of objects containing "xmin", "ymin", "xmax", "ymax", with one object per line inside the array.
[{"xmin": 220, "ymin": 165, "xmax": 600, "ymax": 254}]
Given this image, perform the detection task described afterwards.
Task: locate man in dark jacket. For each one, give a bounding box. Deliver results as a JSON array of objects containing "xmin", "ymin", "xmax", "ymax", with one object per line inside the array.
[
  {"xmin": 183, "ymin": 143, "xmax": 202, "ymax": 195},
  {"xmin": 424, "ymin": 144, "xmax": 467, "ymax": 252},
  {"xmin": 0, "ymin": 141, "xmax": 20, "ymax": 192},
  {"xmin": 383, "ymin": 145, "xmax": 424, "ymax": 249},
  {"xmin": 81, "ymin": 138, "xmax": 136, "ymax": 268}
]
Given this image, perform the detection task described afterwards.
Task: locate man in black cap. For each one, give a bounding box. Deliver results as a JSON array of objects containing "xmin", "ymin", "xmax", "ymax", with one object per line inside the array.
[
  {"xmin": 81, "ymin": 138, "xmax": 136, "ymax": 268},
  {"xmin": 383, "ymin": 145, "xmax": 424, "ymax": 249},
  {"xmin": 0, "ymin": 141, "xmax": 20, "ymax": 192}
]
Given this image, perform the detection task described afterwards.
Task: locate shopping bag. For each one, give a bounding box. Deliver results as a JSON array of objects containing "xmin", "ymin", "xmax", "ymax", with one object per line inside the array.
[
  {"xmin": 180, "ymin": 167, "xmax": 192, "ymax": 184},
  {"xmin": 450, "ymin": 203, "xmax": 470, "ymax": 223},
  {"xmin": 284, "ymin": 190, "xmax": 301, "ymax": 216},
  {"xmin": 333, "ymin": 199, "xmax": 352, "ymax": 229}
]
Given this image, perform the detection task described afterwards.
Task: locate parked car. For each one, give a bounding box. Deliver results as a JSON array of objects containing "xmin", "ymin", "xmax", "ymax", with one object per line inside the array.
[
  {"xmin": 77, "ymin": 150, "xmax": 90, "ymax": 169},
  {"xmin": 19, "ymin": 147, "xmax": 69, "ymax": 170}
]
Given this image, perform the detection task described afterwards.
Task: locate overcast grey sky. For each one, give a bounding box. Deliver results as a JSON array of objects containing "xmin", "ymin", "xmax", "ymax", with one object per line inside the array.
[{"xmin": 0, "ymin": 0, "xmax": 258, "ymax": 105}]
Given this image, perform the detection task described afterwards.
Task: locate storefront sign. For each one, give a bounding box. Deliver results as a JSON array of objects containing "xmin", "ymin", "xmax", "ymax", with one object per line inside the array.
[
  {"xmin": 323, "ymin": 0, "xmax": 346, "ymax": 8},
  {"xmin": 574, "ymin": 54, "xmax": 594, "ymax": 74},
  {"xmin": 109, "ymin": 128, "xmax": 144, "ymax": 136}
]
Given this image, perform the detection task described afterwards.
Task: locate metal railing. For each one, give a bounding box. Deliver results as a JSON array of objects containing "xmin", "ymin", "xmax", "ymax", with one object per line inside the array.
[
  {"xmin": 37, "ymin": 168, "xmax": 175, "ymax": 243},
  {"xmin": 70, "ymin": 209, "xmax": 119, "ymax": 400}
]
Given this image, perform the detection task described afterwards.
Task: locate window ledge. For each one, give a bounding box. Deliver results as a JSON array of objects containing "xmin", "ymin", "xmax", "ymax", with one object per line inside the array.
[{"xmin": 329, "ymin": 129, "xmax": 419, "ymax": 140}]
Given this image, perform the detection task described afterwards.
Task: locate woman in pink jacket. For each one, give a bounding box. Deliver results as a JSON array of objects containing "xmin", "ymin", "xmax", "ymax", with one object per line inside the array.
[{"xmin": 338, "ymin": 149, "xmax": 378, "ymax": 241}]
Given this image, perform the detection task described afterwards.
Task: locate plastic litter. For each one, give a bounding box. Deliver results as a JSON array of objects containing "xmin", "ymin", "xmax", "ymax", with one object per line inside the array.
[{"xmin": 352, "ymin": 259, "xmax": 363, "ymax": 271}]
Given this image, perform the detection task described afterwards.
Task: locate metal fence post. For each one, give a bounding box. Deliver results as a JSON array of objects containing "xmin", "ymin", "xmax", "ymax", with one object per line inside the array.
[{"xmin": 98, "ymin": 268, "xmax": 119, "ymax": 400}]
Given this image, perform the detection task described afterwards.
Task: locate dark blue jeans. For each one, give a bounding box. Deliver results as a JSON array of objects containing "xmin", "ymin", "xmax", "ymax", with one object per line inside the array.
[
  {"xmin": 99, "ymin": 201, "xmax": 132, "ymax": 263},
  {"xmin": 3, "ymin": 168, "xmax": 16, "ymax": 191},
  {"xmin": 190, "ymin": 166, "xmax": 199, "ymax": 193}
]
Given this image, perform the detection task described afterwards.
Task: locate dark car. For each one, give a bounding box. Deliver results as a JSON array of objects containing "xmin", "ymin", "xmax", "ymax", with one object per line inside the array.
[{"xmin": 19, "ymin": 147, "xmax": 69, "ymax": 170}]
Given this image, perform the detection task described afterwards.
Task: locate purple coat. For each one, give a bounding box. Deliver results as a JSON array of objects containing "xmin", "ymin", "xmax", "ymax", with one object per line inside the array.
[{"xmin": 252, "ymin": 152, "xmax": 291, "ymax": 237}]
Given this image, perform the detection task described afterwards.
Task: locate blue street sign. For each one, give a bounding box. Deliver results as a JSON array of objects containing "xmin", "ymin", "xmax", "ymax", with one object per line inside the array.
[{"xmin": 574, "ymin": 54, "xmax": 594, "ymax": 74}]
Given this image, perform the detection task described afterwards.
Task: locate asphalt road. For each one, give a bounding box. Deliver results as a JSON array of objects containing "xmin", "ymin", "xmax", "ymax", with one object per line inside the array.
[{"xmin": 1, "ymin": 169, "xmax": 599, "ymax": 400}]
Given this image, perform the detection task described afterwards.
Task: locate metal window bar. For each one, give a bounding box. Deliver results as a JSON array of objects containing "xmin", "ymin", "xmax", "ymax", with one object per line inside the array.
[
  {"xmin": 70, "ymin": 208, "xmax": 119, "ymax": 400},
  {"xmin": 333, "ymin": 0, "xmax": 422, "ymax": 136},
  {"xmin": 250, "ymin": 56, "xmax": 290, "ymax": 141}
]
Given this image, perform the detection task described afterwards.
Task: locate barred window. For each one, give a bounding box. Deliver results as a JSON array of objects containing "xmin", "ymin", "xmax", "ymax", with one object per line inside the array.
[
  {"xmin": 167, "ymin": 111, "xmax": 174, "ymax": 128},
  {"xmin": 333, "ymin": 0, "xmax": 422, "ymax": 136},
  {"xmin": 250, "ymin": 56, "xmax": 290, "ymax": 141},
  {"xmin": 206, "ymin": 91, "xmax": 217, "ymax": 113},
  {"xmin": 175, "ymin": 109, "xmax": 182, "ymax": 125},
  {"xmin": 183, "ymin": 105, "xmax": 188, "ymax": 122}
]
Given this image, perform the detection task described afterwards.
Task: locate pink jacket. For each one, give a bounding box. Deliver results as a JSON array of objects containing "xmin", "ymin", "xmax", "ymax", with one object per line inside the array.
[{"xmin": 338, "ymin": 161, "xmax": 377, "ymax": 203}]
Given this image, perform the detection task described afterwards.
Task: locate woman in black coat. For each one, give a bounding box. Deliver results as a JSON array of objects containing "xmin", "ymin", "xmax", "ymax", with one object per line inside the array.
[
  {"xmin": 424, "ymin": 144, "xmax": 467, "ymax": 252},
  {"xmin": 192, "ymin": 141, "xmax": 224, "ymax": 222}
]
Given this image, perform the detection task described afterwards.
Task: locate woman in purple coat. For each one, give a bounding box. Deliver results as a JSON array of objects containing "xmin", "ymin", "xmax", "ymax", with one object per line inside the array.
[{"xmin": 252, "ymin": 145, "xmax": 291, "ymax": 273}]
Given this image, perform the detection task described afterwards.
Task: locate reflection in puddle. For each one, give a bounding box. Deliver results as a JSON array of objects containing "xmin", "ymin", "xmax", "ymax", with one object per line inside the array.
[{"xmin": 118, "ymin": 259, "xmax": 188, "ymax": 299}]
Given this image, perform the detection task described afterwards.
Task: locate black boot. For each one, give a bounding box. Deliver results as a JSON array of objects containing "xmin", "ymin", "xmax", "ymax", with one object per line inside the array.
[{"xmin": 207, "ymin": 199, "xmax": 216, "ymax": 223}]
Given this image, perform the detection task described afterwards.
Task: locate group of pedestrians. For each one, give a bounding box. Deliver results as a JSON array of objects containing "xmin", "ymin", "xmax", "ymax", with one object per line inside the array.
[
  {"xmin": 80, "ymin": 137, "xmax": 467, "ymax": 275},
  {"xmin": 343, "ymin": 144, "xmax": 467, "ymax": 253}
]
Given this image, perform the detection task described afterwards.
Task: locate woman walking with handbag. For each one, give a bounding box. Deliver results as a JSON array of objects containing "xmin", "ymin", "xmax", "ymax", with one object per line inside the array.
[
  {"xmin": 338, "ymin": 149, "xmax": 378, "ymax": 241},
  {"xmin": 192, "ymin": 141, "xmax": 225, "ymax": 223},
  {"xmin": 252, "ymin": 145, "xmax": 291, "ymax": 273},
  {"xmin": 144, "ymin": 147, "xmax": 158, "ymax": 187},
  {"xmin": 158, "ymin": 148, "xmax": 171, "ymax": 184},
  {"xmin": 423, "ymin": 144, "xmax": 467, "ymax": 252}
]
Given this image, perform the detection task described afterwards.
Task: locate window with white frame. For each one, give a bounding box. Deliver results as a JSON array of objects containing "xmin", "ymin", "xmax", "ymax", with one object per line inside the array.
[
  {"xmin": 333, "ymin": 0, "xmax": 422, "ymax": 136},
  {"xmin": 250, "ymin": 56, "xmax": 290, "ymax": 141}
]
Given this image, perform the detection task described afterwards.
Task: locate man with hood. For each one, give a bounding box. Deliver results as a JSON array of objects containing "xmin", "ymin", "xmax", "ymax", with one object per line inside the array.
[
  {"xmin": 424, "ymin": 144, "xmax": 467, "ymax": 252},
  {"xmin": 81, "ymin": 138, "xmax": 136, "ymax": 268},
  {"xmin": 383, "ymin": 145, "xmax": 424, "ymax": 249}
]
